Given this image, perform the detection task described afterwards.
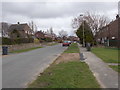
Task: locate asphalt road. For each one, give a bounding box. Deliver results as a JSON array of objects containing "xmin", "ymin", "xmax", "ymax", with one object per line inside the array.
[{"xmin": 2, "ymin": 44, "xmax": 67, "ymax": 88}]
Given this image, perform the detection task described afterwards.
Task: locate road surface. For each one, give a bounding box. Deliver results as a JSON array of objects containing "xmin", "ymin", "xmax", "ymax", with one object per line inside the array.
[{"xmin": 2, "ymin": 44, "xmax": 67, "ymax": 88}]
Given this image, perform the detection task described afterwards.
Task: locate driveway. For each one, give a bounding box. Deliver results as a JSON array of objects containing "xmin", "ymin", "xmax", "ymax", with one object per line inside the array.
[{"xmin": 2, "ymin": 44, "xmax": 67, "ymax": 88}]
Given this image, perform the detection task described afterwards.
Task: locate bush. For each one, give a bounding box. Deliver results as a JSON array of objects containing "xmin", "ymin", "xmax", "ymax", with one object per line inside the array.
[
  {"xmin": 2, "ymin": 37, "xmax": 12, "ymax": 45},
  {"xmin": 109, "ymin": 39, "xmax": 118, "ymax": 47},
  {"xmin": 2, "ymin": 37, "xmax": 34, "ymax": 45},
  {"xmin": 45, "ymin": 37, "xmax": 52, "ymax": 42},
  {"xmin": 28, "ymin": 38, "xmax": 34, "ymax": 43},
  {"xmin": 34, "ymin": 38, "xmax": 40, "ymax": 43}
]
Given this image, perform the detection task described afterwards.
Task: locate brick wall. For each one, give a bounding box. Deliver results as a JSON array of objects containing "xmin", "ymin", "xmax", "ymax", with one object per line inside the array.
[
  {"xmin": 109, "ymin": 18, "xmax": 119, "ymax": 39},
  {"xmin": 96, "ymin": 17, "xmax": 120, "ymax": 47}
]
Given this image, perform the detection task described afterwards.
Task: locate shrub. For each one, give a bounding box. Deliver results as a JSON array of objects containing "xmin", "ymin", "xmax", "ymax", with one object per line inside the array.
[
  {"xmin": 34, "ymin": 38, "xmax": 40, "ymax": 43},
  {"xmin": 2, "ymin": 37, "xmax": 12, "ymax": 45},
  {"xmin": 45, "ymin": 37, "xmax": 52, "ymax": 42},
  {"xmin": 2, "ymin": 37, "xmax": 34, "ymax": 45}
]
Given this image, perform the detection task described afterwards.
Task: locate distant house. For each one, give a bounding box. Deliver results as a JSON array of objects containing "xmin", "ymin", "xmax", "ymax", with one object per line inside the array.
[
  {"xmin": 56, "ymin": 37, "xmax": 62, "ymax": 41},
  {"xmin": 44, "ymin": 32, "xmax": 57, "ymax": 41},
  {"xmin": 68, "ymin": 36, "xmax": 79, "ymax": 41},
  {"xmin": 96, "ymin": 15, "xmax": 120, "ymax": 47},
  {"xmin": 8, "ymin": 22, "xmax": 33, "ymax": 39},
  {"xmin": 44, "ymin": 33, "xmax": 52, "ymax": 38},
  {"xmin": 51, "ymin": 33, "xmax": 57, "ymax": 41},
  {"xmin": 34, "ymin": 31, "xmax": 45, "ymax": 39}
]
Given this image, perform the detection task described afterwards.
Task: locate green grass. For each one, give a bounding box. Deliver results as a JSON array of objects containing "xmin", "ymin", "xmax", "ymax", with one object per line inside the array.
[
  {"xmin": 64, "ymin": 43, "xmax": 79, "ymax": 53},
  {"xmin": 10, "ymin": 46, "xmax": 42, "ymax": 53},
  {"xmin": 109, "ymin": 65, "xmax": 120, "ymax": 73},
  {"xmin": 92, "ymin": 47, "xmax": 119, "ymax": 63},
  {"xmin": 28, "ymin": 61, "xmax": 100, "ymax": 88},
  {"xmin": 28, "ymin": 43, "xmax": 100, "ymax": 88}
]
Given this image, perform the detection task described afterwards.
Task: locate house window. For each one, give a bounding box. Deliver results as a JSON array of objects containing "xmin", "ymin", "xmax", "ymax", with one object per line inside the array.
[
  {"xmin": 25, "ymin": 31, "xmax": 27, "ymax": 34},
  {"xmin": 112, "ymin": 37, "xmax": 115, "ymax": 39}
]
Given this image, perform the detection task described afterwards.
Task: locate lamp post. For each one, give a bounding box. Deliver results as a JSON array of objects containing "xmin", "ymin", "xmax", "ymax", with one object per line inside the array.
[{"xmin": 80, "ymin": 14, "xmax": 85, "ymax": 47}]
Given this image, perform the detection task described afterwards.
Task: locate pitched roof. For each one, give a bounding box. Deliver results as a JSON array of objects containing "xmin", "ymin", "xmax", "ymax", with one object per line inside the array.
[
  {"xmin": 35, "ymin": 31, "xmax": 45, "ymax": 35},
  {"xmin": 9, "ymin": 23, "xmax": 29, "ymax": 31}
]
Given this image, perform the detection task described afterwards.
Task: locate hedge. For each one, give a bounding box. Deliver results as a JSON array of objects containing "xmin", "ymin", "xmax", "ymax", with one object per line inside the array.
[
  {"xmin": 2, "ymin": 37, "xmax": 34, "ymax": 45},
  {"xmin": 109, "ymin": 39, "xmax": 119, "ymax": 47},
  {"xmin": 44, "ymin": 37, "xmax": 52, "ymax": 42},
  {"xmin": 39, "ymin": 37, "xmax": 53, "ymax": 42}
]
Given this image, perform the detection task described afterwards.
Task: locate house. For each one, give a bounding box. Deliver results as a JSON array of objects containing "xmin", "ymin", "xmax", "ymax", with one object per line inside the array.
[
  {"xmin": 8, "ymin": 22, "xmax": 33, "ymax": 39},
  {"xmin": 68, "ymin": 36, "xmax": 79, "ymax": 41},
  {"xmin": 96, "ymin": 15, "xmax": 120, "ymax": 47},
  {"xmin": 56, "ymin": 37, "xmax": 62, "ymax": 41},
  {"xmin": 34, "ymin": 31, "xmax": 45, "ymax": 39},
  {"xmin": 44, "ymin": 31, "xmax": 57, "ymax": 41}
]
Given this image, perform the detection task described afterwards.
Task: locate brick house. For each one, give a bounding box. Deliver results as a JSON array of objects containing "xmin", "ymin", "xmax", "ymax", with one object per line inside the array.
[
  {"xmin": 8, "ymin": 22, "xmax": 33, "ymax": 39},
  {"xmin": 44, "ymin": 32, "xmax": 57, "ymax": 41},
  {"xmin": 34, "ymin": 31, "xmax": 45, "ymax": 39},
  {"xmin": 68, "ymin": 36, "xmax": 79, "ymax": 41},
  {"xmin": 96, "ymin": 15, "xmax": 120, "ymax": 47}
]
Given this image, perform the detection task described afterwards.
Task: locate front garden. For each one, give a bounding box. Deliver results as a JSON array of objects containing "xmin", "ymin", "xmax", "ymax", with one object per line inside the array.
[{"xmin": 92, "ymin": 47, "xmax": 119, "ymax": 72}]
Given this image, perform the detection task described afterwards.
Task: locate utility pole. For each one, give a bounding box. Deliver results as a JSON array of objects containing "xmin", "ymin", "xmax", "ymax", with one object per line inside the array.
[
  {"xmin": 80, "ymin": 14, "xmax": 85, "ymax": 47},
  {"xmin": 83, "ymin": 20, "xmax": 85, "ymax": 47}
]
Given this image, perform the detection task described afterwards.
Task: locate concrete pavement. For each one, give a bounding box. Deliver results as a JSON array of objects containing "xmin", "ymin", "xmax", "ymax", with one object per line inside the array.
[
  {"xmin": 79, "ymin": 44, "xmax": 119, "ymax": 88},
  {"xmin": 2, "ymin": 44, "xmax": 67, "ymax": 88}
]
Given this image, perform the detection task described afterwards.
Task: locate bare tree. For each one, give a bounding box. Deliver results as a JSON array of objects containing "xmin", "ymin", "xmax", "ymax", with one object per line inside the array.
[
  {"xmin": 34, "ymin": 24, "xmax": 37, "ymax": 33},
  {"xmin": 28, "ymin": 21, "xmax": 37, "ymax": 34},
  {"xmin": 1, "ymin": 22, "xmax": 11, "ymax": 37},
  {"xmin": 48, "ymin": 27, "xmax": 53, "ymax": 35},
  {"xmin": 72, "ymin": 12, "xmax": 110, "ymax": 35},
  {"xmin": 46, "ymin": 27, "xmax": 54, "ymax": 35},
  {"xmin": 48, "ymin": 27, "xmax": 57, "ymax": 38},
  {"xmin": 59, "ymin": 30, "xmax": 68, "ymax": 38}
]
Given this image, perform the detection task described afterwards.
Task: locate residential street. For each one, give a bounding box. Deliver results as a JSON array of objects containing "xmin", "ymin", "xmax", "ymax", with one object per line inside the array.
[
  {"xmin": 1, "ymin": 1, "xmax": 119, "ymax": 89},
  {"xmin": 2, "ymin": 44, "xmax": 67, "ymax": 88}
]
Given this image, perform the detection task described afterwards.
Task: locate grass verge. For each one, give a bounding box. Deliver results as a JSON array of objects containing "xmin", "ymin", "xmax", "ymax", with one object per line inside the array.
[
  {"xmin": 64, "ymin": 43, "xmax": 79, "ymax": 53},
  {"xmin": 92, "ymin": 47, "xmax": 119, "ymax": 63},
  {"xmin": 28, "ymin": 61, "xmax": 100, "ymax": 88},
  {"xmin": 109, "ymin": 65, "xmax": 120, "ymax": 73},
  {"xmin": 10, "ymin": 46, "xmax": 42, "ymax": 53},
  {"xmin": 28, "ymin": 43, "xmax": 100, "ymax": 88}
]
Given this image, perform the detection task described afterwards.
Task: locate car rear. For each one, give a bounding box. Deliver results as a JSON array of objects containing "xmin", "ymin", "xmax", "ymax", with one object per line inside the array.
[{"xmin": 62, "ymin": 41, "xmax": 70, "ymax": 46}]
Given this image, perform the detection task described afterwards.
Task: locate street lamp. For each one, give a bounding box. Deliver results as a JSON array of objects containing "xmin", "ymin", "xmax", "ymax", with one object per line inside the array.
[{"xmin": 80, "ymin": 14, "xmax": 85, "ymax": 47}]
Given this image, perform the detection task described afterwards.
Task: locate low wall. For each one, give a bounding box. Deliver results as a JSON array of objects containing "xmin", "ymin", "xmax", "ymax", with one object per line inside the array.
[{"xmin": 3, "ymin": 43, "xmax": 42, "ymax": 52}]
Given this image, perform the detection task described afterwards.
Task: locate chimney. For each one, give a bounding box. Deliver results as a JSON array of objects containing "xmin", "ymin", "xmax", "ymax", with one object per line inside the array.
[
  {"xmin": 17, "ymin": 22, "xmax": 20, "ymax": 24},
  {"xmin": 116, "ymin": 14, "xmax": 119, "ymax": 19}
]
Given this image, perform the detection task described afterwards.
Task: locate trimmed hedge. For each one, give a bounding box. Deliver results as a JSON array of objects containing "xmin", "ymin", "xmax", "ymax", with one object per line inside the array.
[
  {"xmin": 39, "ymin": 37, "xmax": 52, "ymax": 42},
  {"xmin": 109, "ymin": 39, "xmax": 118, "ymax": 47},
  {"xmin": 2, "ymin": 37, "xmax": 12, "ymax": 45},
  {"xmin": 2, "ymin": 37, "xmax": 34, "ymax": 45},
  {"xmin": 44, "ymin": 37, "xmax": 52, "ymax": 42}
]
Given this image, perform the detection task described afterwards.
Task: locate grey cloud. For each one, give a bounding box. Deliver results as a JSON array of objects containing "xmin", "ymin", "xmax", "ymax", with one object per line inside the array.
[
  {"xmin": 2, "ymin": 2, "xmax": 118, "ymax": 19},
  {"xmin": 1, "ymin": 2, "xmax": 118, "ymax": 35}
]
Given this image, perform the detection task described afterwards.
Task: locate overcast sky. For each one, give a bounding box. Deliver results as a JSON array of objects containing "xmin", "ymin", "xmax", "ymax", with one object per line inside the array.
[{"xmin": 2, "ymin": 1, "xmax": 119, "ymax": 36}]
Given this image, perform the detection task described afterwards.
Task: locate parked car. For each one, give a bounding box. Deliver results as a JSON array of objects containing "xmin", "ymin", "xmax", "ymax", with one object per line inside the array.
[
  {"xmin": 62, "ymin": 41, "xmax": 70, "ymax": 46},
  {"xmin": 68, "ymin": 41, "xmax": 72, "ymax": 44}
]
